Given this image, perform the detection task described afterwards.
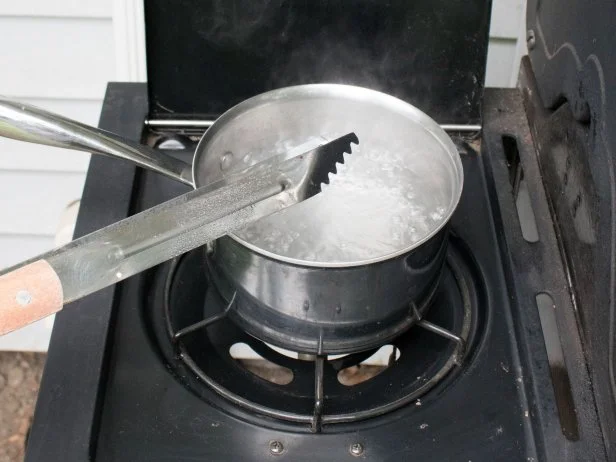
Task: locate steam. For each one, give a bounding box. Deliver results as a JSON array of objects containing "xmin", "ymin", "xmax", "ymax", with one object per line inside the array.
[
  {"xmin": 191, "ymin": 0, "xmax": 424, "ymax": 103},
  {"xmin": 194, "ymin": 0, "xmax": 289, "ymax": 47}
]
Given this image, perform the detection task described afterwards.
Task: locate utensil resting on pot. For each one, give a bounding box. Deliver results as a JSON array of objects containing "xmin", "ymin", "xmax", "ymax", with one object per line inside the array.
[{"xmin": 0, "ymin": 124, "xmax": 358, "ymax": 335}]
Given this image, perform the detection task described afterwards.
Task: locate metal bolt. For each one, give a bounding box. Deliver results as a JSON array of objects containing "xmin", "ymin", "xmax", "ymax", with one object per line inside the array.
[
  {"xmin": 269, "ymin": 440, "xmax": 284, "ymax": 455},
  {"xmin": 526, "ymin": 30, "xmax": 536, "ymax": 49},
  {"xmin": 350, "ymin": 443, "xmax": 364, "ymax": 457},
  {"xmin": 15, "ymin": 290, "xmax": 32, "ymax": 306}
]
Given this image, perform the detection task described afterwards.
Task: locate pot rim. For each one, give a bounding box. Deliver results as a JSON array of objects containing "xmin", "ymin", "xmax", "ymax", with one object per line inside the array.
[{"xmin": 195, "ymin": 83, "xmax": 464, "ymax": 268}]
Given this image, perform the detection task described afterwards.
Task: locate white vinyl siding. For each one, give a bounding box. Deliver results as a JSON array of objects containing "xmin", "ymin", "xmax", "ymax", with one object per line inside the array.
[
  {"xmin": 0, "ymin": 7, "xmax": 114, "ymax": 256},
  {"xmin": 486, "ymin": 0, "xmax": 527, "ymax": 87},
  {"xmin": 0, "ymin": 0, "xmax": 111, "ymax": 18}
]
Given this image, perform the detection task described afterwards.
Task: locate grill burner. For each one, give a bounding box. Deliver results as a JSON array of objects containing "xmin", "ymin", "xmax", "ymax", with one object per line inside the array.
[{"xmin": 150, "ymin": 234, "xmax": 481, "ymax": 432}]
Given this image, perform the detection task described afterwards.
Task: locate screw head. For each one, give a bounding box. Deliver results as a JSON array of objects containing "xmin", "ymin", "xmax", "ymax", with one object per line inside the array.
[
  {"xmin": 526, "ymin": 29, "xmax": 536, "ymax": 49},
  {"xmin": 269, "ymin": 440, "xmax": 284, "ymax": 455},
  {"xmin": 350, "ymin": 443, "xmax": 364, "ymax": 456},
  {"xmin": 15, "ymin": 290, "xmax": 32, "ymax": 306}
]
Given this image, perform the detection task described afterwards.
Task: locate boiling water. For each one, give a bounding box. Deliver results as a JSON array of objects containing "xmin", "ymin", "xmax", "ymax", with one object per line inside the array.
[
  {"xmin": 234, "ymin": 132, "xmax": 457, "ymax": 265},
  {"xmin": 199, "ymin": 86, "xmax": 462, "ymax": 266}
]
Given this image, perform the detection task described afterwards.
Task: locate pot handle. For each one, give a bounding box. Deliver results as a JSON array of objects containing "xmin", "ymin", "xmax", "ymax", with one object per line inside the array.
[{"xmin": 0, "ymin": 96, "xmax": 194, "ymax": 186}]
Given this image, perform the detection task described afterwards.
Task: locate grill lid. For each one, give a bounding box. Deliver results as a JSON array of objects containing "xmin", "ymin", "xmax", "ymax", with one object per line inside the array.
[{"xmin": 144, "ymin": 0, "xmax": 492, "ymax": 124}]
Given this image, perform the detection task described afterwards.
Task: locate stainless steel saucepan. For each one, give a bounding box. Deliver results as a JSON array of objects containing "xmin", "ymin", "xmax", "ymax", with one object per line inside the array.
[{"xmin": 0, "ymin": 84, "xmax": 463, "ymax": 354}]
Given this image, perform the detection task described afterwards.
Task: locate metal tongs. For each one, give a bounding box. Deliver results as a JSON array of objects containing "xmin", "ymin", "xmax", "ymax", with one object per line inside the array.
[{"xmin": 0, "ymin": 133, "xmax": 358, "ymax": 335}]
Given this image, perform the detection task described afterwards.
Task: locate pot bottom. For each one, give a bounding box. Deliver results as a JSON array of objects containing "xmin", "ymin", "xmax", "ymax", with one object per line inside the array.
[
  {"xmin": 206, "ymin": 230, "xmax": 449, "ymax": 355},
  {"xmin": 221, "ymin": 271, "xmax": 441, "ymax": 355}
]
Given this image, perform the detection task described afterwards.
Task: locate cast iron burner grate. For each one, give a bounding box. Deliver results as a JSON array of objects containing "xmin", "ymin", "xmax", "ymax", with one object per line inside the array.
[{"xmin": 149, "ymin": 233, "xmax": 483, "ymax": 433}]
